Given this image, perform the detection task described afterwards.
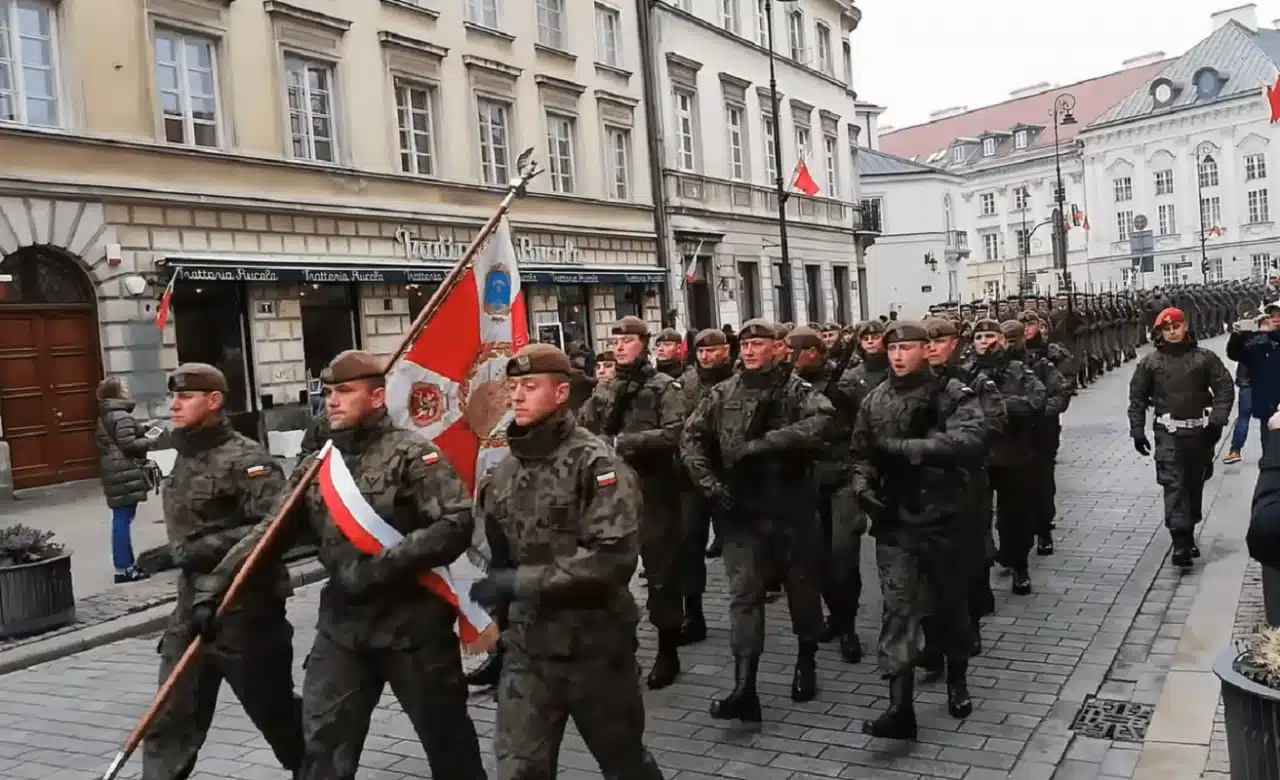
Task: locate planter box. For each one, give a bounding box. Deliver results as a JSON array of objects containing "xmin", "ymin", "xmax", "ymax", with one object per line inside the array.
[
  {"xmin": 1265, "ymin": 565, "xmax": 1280, "ymax": 626},
  {"xmin": 1215, "ymin": 647, "xmax": 1280, "ymax": 780},
  {"xmin": 0, "ymin": 554, "xmax": 76, "ymax": 639}
]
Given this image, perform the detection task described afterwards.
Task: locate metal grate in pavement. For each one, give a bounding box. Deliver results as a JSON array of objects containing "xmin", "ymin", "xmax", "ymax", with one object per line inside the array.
[{"xmin": 1070, "ymin": 696, "xmax": 1155, "ymax": 743}]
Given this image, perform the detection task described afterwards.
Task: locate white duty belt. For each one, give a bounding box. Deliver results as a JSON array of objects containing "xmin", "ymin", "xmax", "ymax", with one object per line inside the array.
[{"xmin": 1155, "ymin": 413, "xmax": 1208, "ymax": 431}]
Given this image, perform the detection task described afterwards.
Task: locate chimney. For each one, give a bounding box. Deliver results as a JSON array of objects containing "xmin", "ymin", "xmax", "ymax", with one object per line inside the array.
[
  {"xmin": 1211, "ymin": 3, "xmax": 1258, "ymax": 31},
  {"xmin": 928, "ymin": 105, "xmax": 969, "ymax": 121},
  {"xmin": 1122, "ymin": 51, "xmax": 1168, "ymax": 68}
]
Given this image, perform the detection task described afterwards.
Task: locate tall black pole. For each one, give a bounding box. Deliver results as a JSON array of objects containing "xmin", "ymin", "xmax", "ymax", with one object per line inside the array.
[
  {"xmin": 1020, "ymin": 200, "xmax": 1028, "ymax": 295},
  {"xmin": 766, "ymin": 0, "xmax": 792, "ymax": 322},
  {"xmin": 1051, "ymin": 95, "xmax": 1073, "ymax": 318},
  {"xmin": 1196, "ymin": 144, "xmax": 1210, "ymax": 282}
]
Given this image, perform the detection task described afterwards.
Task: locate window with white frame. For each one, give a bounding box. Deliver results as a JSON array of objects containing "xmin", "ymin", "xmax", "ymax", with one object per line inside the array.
[
  {"xmin": 823, "ymin": 133, "xmax": 838, "ymax": 196},
  {"xmin": 545, "ymin": 112, "xmax": 576, "ymax": 193},
  {"xmin": 1162, "ymin": 263, "xmax": 1178, "ymax": 285},
  {"xmin": 1200, "ymin": 195, "xmax": 1222, "ymax": 232},
  {"xmin": 1158, "ymin": 203, "xmax": 1176, "ymax": 235},
  {"xmin": 815, "ymin": 23, "xmax": 832, "ymax": 75},
  {"xmin": 842, "ymin": 39, "xmax": 852, "ymax": 85},
  {"xmin": 1253, "ymin": 252, "xmax": 1273, "ymax": 278},
  {"xmin": 466, "ymin": 0, "xmax": 500, "ymax": 27},
  {"xmin": 725, "ymin": 104, "xmax": 746, "ymax": 180},
  {"xmin": 982, "ymin": 137, "xmax": 996, "ymax": 157},
  {"xmin": 0, "ymin": 0, "xmax": 60, "ymax": 127},
  {"xmin": 982, "ymin": 232, "xmax": 999, "ymax": 261},
  {"xmin": 595, "ymin": 4, "xmax": 620, "ymax": 67},
  {"xmin": 1014, "ymin": 228, "xmax": 1029, "ymax": 257},
  {"xmin": 1013, "ymin": 185, "xmax": 1029, "ymax": 211},
  {"xmin": 1113, "ymin": 176, "xmax": 1132, "ymax": 202},
  {"xmin": 536, "ymin": 0, "xmax": 565, "ymax": 49},
  {"xmin": 394, "ymin": 80, "xmax": 435, "ymax": 175},
  {"xmin": 154, "ymin": 29, "xmax": 218, "ymax": 147},
  {"xmin": 952, "ymin": 145, "xmax": 965, "ymax": 163},
  {"xmin": 1154, "ymin": 169, "xmax": 1174, "ymax": 195},
  {"xmin": 1248, "ymin": 189, "xmax": 1270, "ymax": 223},
  {"xmin": 1121, "ymin": 267, "xmax": 1139, "ymax": 288},
  {"xmin": 794, "ymin": 124, "xmax": 810, "ymax": 162},
  {"xmin": 720, "ymin": 0, "xmax": 740, "ymax": 34},
  {"xmin": 1210, "ymin": 257, "xmax": 1224, "ymax": 281},
  {"xmin": 1116, "ymin": 209, "xmax": 1134, "ymax": 241},
  {"xmin": 763, "ymin": 114, "xmax": 777, "ymax": 183},
  {"xmin": 755, "ymin": 0, "xmax": 768, "ymax": 47},
  {"xmin": 284, "ymin": 56, "xmax": 336, "ymax": 162},
  {"xmin": 674, "ymin": 88, "xmax": 697, "ymax": 171},
  {"xmin": 859, "ymin": 197, "xmax": 883, "ymax": 231},
  {"xmin": 1199, "ymin": 156, "xmax": 1219, "ymax": 188},
  {"xmin": 979, "ymin": 192, "xmax": 995, "ymax": 216},
  {"xmin": 787, "ymin": 9, "xmax": 803, "ymax": 60},
  {"xmin": 1246, "ymin": 153, "xmax": 1268, "ymax": 181},
  {"xmin": 477, "ymin": 97, "xmax": 511, "ymax": 185},
  {"xmin": 1014, "ymin": 130, "xmax": 1028, "ymax": 150},
  {"xmin": 606, "ymin": 125, "xmax": 631, "ymax": 200},
  {"xmin": 984, "ymin": 279, "xmax": 1000, "ymax": 297}
]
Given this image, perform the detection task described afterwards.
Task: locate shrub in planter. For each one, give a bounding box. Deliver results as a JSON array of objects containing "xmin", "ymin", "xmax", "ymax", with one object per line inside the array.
[
  {"xmin": 0, "ymin": 525, "xmax": 75, "ymax": 639},
  {"xmin": 1217, "ymin": 629, "xmax": 1280, "ymax": 779}
]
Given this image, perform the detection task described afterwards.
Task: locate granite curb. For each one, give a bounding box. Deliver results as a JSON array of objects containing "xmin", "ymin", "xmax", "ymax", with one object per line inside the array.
[{"xmin": 0, "ymin": 557, "xmax": 328, "ymax": 676}]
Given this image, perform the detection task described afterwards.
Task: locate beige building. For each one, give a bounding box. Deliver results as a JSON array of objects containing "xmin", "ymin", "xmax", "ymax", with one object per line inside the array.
[{"xmin": 0, "ymin": 0, "xmax": 662, "ymax": 490}]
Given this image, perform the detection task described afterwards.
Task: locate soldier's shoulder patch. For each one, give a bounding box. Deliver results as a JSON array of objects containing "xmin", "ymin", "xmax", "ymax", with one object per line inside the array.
[
  {"xmin": 245, "ymin": 463, "xmax": 270, "ymax": 478},
  {"xmin": 595, "ymin": 469, "xmax": 618, "ymax": 488},
  {"xmin": 421, "ymin": 451, "xmax": 441, "ymax": 466}
]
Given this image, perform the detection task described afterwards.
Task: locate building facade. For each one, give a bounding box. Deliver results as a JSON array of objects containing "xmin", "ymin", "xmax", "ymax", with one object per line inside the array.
[
  {"xmin": 649, "ymin": 0, "xmax": 867, "ymax": 330},
  {"xmin": 0, "ymin": 0, "xmax": 659, "ymax": 489}
]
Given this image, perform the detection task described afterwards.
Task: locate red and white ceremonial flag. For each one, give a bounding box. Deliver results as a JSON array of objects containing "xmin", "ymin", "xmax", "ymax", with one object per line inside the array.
[
  {"xmin": 155, "ymin": 275, "xmax": 176, "ymax": 331},
  {"xmin": 315, "ymin": 440, "xmax": 495, "ymax": 650},
  {"xmin": 791, "ymin": 159, "xmax": 820, "ymax": 197}
]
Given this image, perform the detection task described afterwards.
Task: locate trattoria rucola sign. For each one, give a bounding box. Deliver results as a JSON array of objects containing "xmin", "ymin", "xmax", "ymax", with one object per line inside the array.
[{"xmin": 394, "ymin": 228, "xmax": 587, "ymax": 265}]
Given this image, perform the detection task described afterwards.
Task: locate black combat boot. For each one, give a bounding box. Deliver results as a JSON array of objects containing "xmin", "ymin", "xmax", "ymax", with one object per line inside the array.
[
  {"xmin": 710, "ymin": 654, "xmax": 762, "ymax": 722},
  {"xmin": 1011, "ymin": 569, "xmax": 1032, "ymax": 595},
  {"xmin": 946, "ymin": 660, "xmax": 974, "ymax": 718},
  {"xmin": 839, "ymin": 631, "xmax": 863, "ymax": 664},
  {"xmin": 646, "ymin": 629, "xmax": 681, "ymax": 690},
  {"xmin": 791, "ymin": 641, "xmax": 818, "ymax": 702},
  {"xmin": 862, "ymin": 673, "xmax": 917, "ymax": 740},
  {"xmin": 464, "ymin": 646, "xmax": 503, "ymax": 687},
  {"xmin": 679, "ymin": 597, "xmax": 706, "ymax": 645},
  {"xmin": 917, "ymin": 618, "xmax": 943, "ymax": 682},
  {"xmin": 819, "ymin": 615, "xmax": 841, "ymax": 643},
  {"xmin": 1036, "ymin": 532, "xmax": 1054, "ymax": 555}
]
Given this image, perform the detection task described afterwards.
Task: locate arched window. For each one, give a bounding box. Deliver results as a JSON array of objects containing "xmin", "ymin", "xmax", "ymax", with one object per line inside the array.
[{"xmin": 0, "ymin": 247, "xmax": 93, "ymax": 305}]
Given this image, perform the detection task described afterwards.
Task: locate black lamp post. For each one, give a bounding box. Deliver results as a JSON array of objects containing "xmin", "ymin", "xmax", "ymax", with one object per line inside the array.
[
  {"xmin": 1195, "ymin": 141, "xmax": 1215, "ymax": 282},
  {"xmin": 765, "ymin": 0, "xmax": 799, "ymax": 322},
  {"xmin": 1050, "ymin": 92, "xmax": 1076, "ymax": 311}
]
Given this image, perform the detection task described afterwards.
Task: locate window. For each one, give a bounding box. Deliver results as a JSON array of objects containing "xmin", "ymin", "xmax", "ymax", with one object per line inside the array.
[
  {"xmin": 0, "ymin": 0, "xmax": 59, "ymax": 126},
  {"xmin": 284, "ymin": 56, "xmax": 336, "ymax": 162},
  {"xmin": 154, "ymin": 29, "xmax": 218, "ymax": 147},
  {"xmin": 1249, "ymin": 189, "xmax": 1270, "ymax": 223},
  {"xmin": 1199, "ymin": 156, "xmax": 1219, "ymax": 188},
  {"xmin": 787, "ymin": 9, "xmax": 803, "ymax": 60},
  {"xmin": 815, "ymin": 23, "xmax": 832, "ymax": 75},
  {"xmin": 467, "ymin": 0, "xmax": 500, "ymax": 27},
  {"xmin": 1199, "ymin": 195, "xmax": 1222, "ymax": 232},
  {"xmin": 1162, "ymin": 263, "xmax": 1178, "ymax": 285},
  {"xmin": 536, "ymin": 0, "xmax": 565, "ymax": 49},
  {"xmin": 545, "ymin": 112, "xmax": 576, "ymax": 193},
  {"xmin": 594, "ymin": 4, "xmax": 620, "ymax": 66},
  {"xmin": 823, "ymin": 134, "xmax": 838, "ymax": 196},
  {"xmin": 1121, "ymin": 267, "xmax": 1138, "ymax": 288},
  {"xmin": 725, "ymin": 104, "xmax": 746, "ymax": 180},
  {"xmin": 739, "ymin": 260, "xmax": 761, "ymax": 319},
  {"xmin": 606, "ymin": 126, "xmax": 631, "ymax": 199},
  {"xmin": 947, "ymin": 269, "xmax": 958, "ymax": 300},
  {"xmin": 773, "ymin": 261, "xmax": 793, "ymax": 322},
  {"xmin": 1158, "ymin": 203, "xmax": 1176, "ymax": 235},
  {"xmin": 1014, "ymin": 228, "xmax": 1029, "ymax": 257},
  {"xmin": 477, "ymin": 98, "xmax": 511, "ymax": 185},
  {"xmin": 1013, "ymin": 185, "xmax": 1029, "ymax": 211},
  {"xmin": 1014, "ymin": 130, "xmax": 1028, "ymax": 150},
  {"xmin": 763, "ymin": 115, "xmax": 777, "ymax": 183},
  {"xmin": 979, "ymin": 192, "xmax": 995, "ymax": 216},
  {"xmin": 1113, "ymin": 176, "xmax": 1132, "ymax": 202},
  {"xmin": 1253, "ymin": 253, "xmax": 1273, "ymax": 279},
  {"xmin": 395, "ymin": 81, "xmax": 435, "ymax": 175},
  {"xmin": 832, "ymin": 265, "xmax": 850, "ymax": 324},
  {"xmin": 1155, "ymin": 169, "xmax": 1174, "ymax": 195},
  {"xmin": 858, "ymin": 197, "xmax": 882, "ymax": 231},
  {"xmin": 984, "ymin": 279, "xmax": 1000, "ymax": 298},
  {"xmin": 804, "ymin": 265, "xmax": 822, "ymax": 322},
  {"xmin": 952, "ymin": 145, "xmax": 965, "ymax": 163},
  {"xmin": 982, "ymin": 137, "xmax": 996, "ymax": 157},
  {"xmin": 755, "ymin": 0, "xmax": 769, "ymax": 47},
  {"xmin": 1209, "ymin": 257, "xmax": 1224, "ymax": 282},
  {"xmin": 982, "ymin": 232, "xmax": 999, "ymax": 261},
  {"xmin": 794, "ymin": 125, "xmax": 810, "ymax": 162},
  {"xmin": 720, "ymin": 0, "xmax": 739, "ymax": 34},
  {"xmin": 1117, "ymin": 209, "xmax": 1134, "ymax": 241},
  {"xmin": 1246, "ymin": 153, "xmax": 1268, "ymax": 181},
  {"xmin": 612, "ymin": 283, "xmax": 646, "ymax": 319},
  {"xmin": 674, "ymin": 89, "xmax": 697, "ymax": 171},
  {"xmin": 842, "ymin": 40, "xmax": 852, "ymax": 85}
]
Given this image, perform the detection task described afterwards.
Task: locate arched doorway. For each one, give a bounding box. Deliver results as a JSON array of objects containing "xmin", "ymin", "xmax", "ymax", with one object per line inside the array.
[{"xmin": 0, "ymin": 246, "xmax": 103, "ymax": 489}]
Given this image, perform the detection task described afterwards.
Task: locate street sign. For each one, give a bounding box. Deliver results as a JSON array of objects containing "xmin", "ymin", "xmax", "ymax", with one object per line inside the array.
[{"xmin": 1133, "ymin": 214, "xmax": 1148, "ymax": 231}]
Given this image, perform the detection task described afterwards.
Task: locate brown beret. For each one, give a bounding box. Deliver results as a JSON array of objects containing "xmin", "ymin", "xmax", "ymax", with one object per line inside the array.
[
  {"xmin": 883, "ymin": 321, "xmax": 930, "ymax": 344},
  {"xmin": 168, "ymin": 362, "xmax": 228, "ymax": 393},
  {"xmin": 805, "ymin": 321, "xmax": 822, "ymax": 330},
  {"xmin": 739, "ymin": 318, "xmax": 777, "ymax": 340},
  {"xmin": 821, "ymin": 322, "xmax": 841, "ymax": 333},
  {"xmin": 787, "ymin": 325, "xmax": 824, "ymax": 350},
  {"xmin": 321, "ymin": 350, "xmax": 386, "ymax": 384},
  {"xmin": 923, "ymin": 317, "xmax": 958, "ymax": 338},
  {"xmin": 972, "ymin": 318, "xmax": 1002, "ymax": 335},
  {"xmin": 694, "ymin": 328, "xmax": 728, "ymax": 347},
  {"xmin": 1000, "ymin": 320, "xmax": 1026, "ymax": 340},
  {"xmin": 611, "ymin": 316, "xmax": 649, "ymax": 337},
  {"xmin": 505, "ymin": 343, "xmax": 572, "ymax": 378},
  {"xmin": 1017, "ymin": 310, "xmax": 1041, "ymax": 325},
  {"xmin": 860, "ymin": 319, "xmax": 887, "ymax": 336},
  {"xmin": 655, "ymin": 327, "xmax": 682, "ymax": 344},
  {"xmin": 596, "ymin": 350, "xmax": 616, "ymax": 363}
]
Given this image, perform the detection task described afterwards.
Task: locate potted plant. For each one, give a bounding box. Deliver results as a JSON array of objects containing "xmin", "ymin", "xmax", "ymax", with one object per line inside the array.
[
  {"xmin": 0, "ymin": 525, "xmax": 76, "ymax": 639},
  {"xmin": 1216, "ymin": 629, "xmax": 1280, "ymax": 778}
]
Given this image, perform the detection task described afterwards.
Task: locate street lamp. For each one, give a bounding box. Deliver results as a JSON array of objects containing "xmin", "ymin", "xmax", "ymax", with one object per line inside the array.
[
  {"xmin": 1050, "ymin": 92, "xmax": 1076, "ymax": 311},
  {"xmin": 765, "ymin": 0, "xmax": 799, "ymax": 322},
  {"xmin": 1195, "ymin": 141, "xmax": 1215, "ymax": 282}
]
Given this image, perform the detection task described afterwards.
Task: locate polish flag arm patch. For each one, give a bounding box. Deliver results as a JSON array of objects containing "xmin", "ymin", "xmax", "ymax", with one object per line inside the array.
[
  {"xmin": 245, "ymin": 464, "xmax": 269, "ymax": 478},
  {"xmin": 422, "ymin": 451, "xmax": 440, "ymax": 466},
  {"xmin": 595, "ymin": 470, "xmax": 617, "ymax": 488}
]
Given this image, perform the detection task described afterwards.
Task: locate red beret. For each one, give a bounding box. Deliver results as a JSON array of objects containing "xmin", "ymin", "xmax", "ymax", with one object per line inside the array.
[{"xmin": 1154, "ymin": 307, "xmax": 1184, "ymax": 327}]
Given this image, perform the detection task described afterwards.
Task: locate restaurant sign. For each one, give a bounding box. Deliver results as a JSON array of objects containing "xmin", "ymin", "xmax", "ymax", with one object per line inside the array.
[
  {"xmin": 167, "ymin": 261, "xmax": 666, "ymax": 286},
  {"xmin": 395, "ymin": 229, "xmax": 587, "ymax": 265}
]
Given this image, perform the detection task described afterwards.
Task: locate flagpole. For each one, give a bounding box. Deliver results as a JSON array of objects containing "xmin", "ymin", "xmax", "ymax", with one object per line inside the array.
[{"xmin": 99, "ymin": 150, "xmax": 544, "ymax": 780}]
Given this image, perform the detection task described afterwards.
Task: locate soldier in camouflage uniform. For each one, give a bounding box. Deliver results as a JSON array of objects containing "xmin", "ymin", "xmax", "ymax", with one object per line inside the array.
[
  {"xmin": 655, "ymin": 327, "xmax": 686, "ymax": 379},
  {"xmin": 851, "ymin": 322, "xmax": 987, "ymax": 740},
  {"xmin": 1020, "ymin": 311, "xmax": 1076, "ymax": 541},
  {"xmin": 468, "ymin": 344, "xmax": 665, "ymax": 780},
  {"xmin": 681, "ymin": 319, "xmax": 833, "ymax": 721},
  {"xmin": 299, "ymin": 409, "xmax": 330, "ymax": 460},
  {"xmin": 579, "ymin": 316, "xmax": 687, "ymax": 689},
  {"xmin": 820, "ymin": 322, "xmax": 844, "ymax": 361},
  {"xmin": 198, "ymin": 351, "xmax": 485, "ymax": 780},
  {"xmin": 595, "ymin": 349, "xmax": 617, "ymax": 381},
  {"xmin": 143, "ymin": 363, "xmax": 304, "ymax": 780},
  {"xmin": 835, "ymin": 320, "xmax": 890, "ymax": 407}
]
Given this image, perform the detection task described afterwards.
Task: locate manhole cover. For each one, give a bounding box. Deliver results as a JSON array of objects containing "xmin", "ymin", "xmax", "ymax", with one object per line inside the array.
[{"xmin": 1070, "ymin": 696, "xmax": 1154, "ymax": 743}]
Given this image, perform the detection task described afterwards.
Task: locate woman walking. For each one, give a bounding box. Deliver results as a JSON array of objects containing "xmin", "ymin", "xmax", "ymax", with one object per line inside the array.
[{"xmin": 95, "ymin": 377, "xmax": 154, "ymax": 583}]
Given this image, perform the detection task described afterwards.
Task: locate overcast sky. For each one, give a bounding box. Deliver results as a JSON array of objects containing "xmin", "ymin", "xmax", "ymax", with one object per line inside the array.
[{"xmin": 852, "ymin": 0, "xmax": 1276, "ymax": 130}]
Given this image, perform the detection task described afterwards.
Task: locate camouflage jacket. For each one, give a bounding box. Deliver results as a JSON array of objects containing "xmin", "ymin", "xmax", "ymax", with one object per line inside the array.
[
  {"xmin": 1024, "ymin": 337, "xmax": 1077, "ymax": 394},
  {"xmin": 833, "ymin": 353, "xmax": 890, "ymax": 419},
  {"xmin": 676, "ymin": 362, "xmax": 733, "ymax": 415},
  {"xmin": 849, "ymin": 369, "xmax": 986, "ymax": 536},
  {"xmin": 656, "ymin": 358, "xmax": 685, "ymax": 380},
  {"xmin": 961, "ymin": 352, "xmax": 1047, "ymax": 467},
  {"xmin": 203, "ymin": 410, "xmax": 475, "ymax": 650},
  {"xmin": 1127, "ymin": 338, "xmax": 1234, "ymax": 438},
  {"xmin": 795, "ymin": 360, "xmax": 851, "ymax": 488},
  {"xmin": 477, "ymin": 411, "xmax": 641, "ymax": 659},
  {"xmin": 164, "ymin": 419, "xmax": 289, "ymax": 629},
  {"xmin": 934, "ymin": 360, "xmax": 1007, "ymax": 444},
  {"xmin": 1011, "ymin": 346, "xmax": 1073, "ymax": 418},
  {"xmin": 578, "ymin": 360, "xmax": 684, "ymax": 477}
]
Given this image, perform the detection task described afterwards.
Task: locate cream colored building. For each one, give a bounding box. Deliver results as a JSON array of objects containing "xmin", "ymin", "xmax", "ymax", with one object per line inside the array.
[{"xmin": 0, "ymin": 0, "xmax": 660, "ymax": 490}]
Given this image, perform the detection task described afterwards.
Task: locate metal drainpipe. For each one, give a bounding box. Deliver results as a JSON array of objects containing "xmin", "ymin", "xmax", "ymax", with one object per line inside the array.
[{"xmin": 635, "ymin": 0, "xmax": 674, "ymax": 319}]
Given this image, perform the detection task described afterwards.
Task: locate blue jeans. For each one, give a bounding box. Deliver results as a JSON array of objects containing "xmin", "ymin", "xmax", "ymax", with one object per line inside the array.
[{"xmin": 111, "ymin": 505, "xmax": 137, "ymax": 572}]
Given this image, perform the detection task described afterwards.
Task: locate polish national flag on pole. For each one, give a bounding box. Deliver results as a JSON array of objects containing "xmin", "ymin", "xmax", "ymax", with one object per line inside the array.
[
  {"xmin": 791, "ymin": 159, "xmax": 820, "ymax": 197},
  {"xmin": 155, "ymin": 275, "xmax": 176, "ymax": 331}
]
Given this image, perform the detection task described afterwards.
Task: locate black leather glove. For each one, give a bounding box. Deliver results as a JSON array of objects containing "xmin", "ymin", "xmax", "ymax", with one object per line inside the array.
[
  {"xmin": 470, "ymin": 569, "xmax": 519, "ymax": 611},
  {"xmin": 189, "ymin": 602, "xmax": 218, "ymax": 645},
  {"xmin": 707, "ymin": 484, "xmax": 734, "ymax": 516},
  {"xmin": 1206, "ymin": 422, "xmax": 1224, "ymax": 442},
  {"xmin": 1133, "ymin": 435, "xmax": 1151, "ymax": 456}
]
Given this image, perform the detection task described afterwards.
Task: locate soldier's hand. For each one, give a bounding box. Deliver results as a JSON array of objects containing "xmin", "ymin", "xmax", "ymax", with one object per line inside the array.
[
  {"xmin": 189, "ymin": 602, "xmax": 218, "ymax": 645},
  {"xmin": 1133, "ymin": 435, "xmax": 1151, "ymax": 456},
  {"xmin": 471, "ymin": 569, "xmax": 518, "ymax": 610}
]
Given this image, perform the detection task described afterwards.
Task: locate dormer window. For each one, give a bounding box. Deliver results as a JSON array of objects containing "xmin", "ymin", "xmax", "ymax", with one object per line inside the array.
[
  {"xmin": 1150, "ymin": 77, "xmax": 1182, "ymax": 110},
  {"xmin": 982, "ymin": 137, "xmax": 997, "ymax": 157},
  {"xmin": 952, "ymin": 145, "xmax": 965, "ymax": 163},
  {"xmin": 1014, "ymin": 130, "xmax": 1028, "ymax": 150},
  {"xmin": 1193, "ymin": 67, "xmax": 1226, "ymax": 102}
]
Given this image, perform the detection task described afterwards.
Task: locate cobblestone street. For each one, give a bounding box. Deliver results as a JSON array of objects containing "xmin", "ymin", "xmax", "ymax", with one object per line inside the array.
[{"xmin": 0, "ymin": 338, "xmax": 1253, "ymax": 780}]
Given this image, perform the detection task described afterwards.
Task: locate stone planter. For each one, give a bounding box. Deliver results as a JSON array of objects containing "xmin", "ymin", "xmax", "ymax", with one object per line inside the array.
[
  {"xmin": 1215, "ymin": 646, "xmax": 1280, "ymax": 779},
  {"xmin": 0, "ymin": 554, "xmax": 75, "ymax": 639}
]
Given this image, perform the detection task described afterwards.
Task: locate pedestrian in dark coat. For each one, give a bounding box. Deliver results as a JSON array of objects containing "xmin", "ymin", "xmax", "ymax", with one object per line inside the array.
[
  {"xmin": 1248, "ymin": 421, "xmax": 1280, "ymax": 567},
  {"xmin": 95, "ymin": 377, "xmax": 155, "ymax": 582}
]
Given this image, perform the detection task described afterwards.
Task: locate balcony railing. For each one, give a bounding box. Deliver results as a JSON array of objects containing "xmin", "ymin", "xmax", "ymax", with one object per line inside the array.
[
  {"xmin": 853, "ymin": 202, "xmax": 881, "ymax": 234},
  {"xmin": 947, "ymin": 230, "xmax": 968, "ymax": 250},
  {"xmin": 665, "ymin": 170, "xmax": 856, "ymax": 230}
]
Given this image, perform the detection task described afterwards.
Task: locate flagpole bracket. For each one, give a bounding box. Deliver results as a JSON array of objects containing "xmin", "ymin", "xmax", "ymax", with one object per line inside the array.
[{"xmin": 511, "ymin": 148, "xmax": 544, "ymax": 197}]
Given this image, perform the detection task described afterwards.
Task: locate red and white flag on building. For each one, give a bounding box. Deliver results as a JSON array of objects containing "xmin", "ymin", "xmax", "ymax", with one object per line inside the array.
[
  {"xmin": 791, "ymin": 159, "xmax": 820, "ymax": 197},
  {"xmin": 155, "ymin": 275, "xmax": 176, "ymax": 331}
]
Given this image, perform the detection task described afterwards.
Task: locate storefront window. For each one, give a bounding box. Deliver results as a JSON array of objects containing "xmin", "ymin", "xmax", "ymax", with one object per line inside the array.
[
  {"xmin": 832, "ymin": 265, "xmax": 850, "ymax": 324},
  {"xmin": 173, "ymin": 282, "xmax": 251, "ymax": 415},
  {"xmin": 406, "ymin": 283, "xmax": 441, "ymax": 321},
  {"xmin": 773, "ymin": 261, "xmax": 794, "ymax": 322},
  {"xmin": 558, "ymin": 284, "xmax": 592, "ymax": 357},
  {"xmin": 804, "ymin": 265, "xmax": 822, "ymax": 323},
  {"xmin": 300, "ymin": 283, "xmax": 359, "ymax": 384},
  {"xmin": 613, "ymin": 283, "xmax": 646, "ymax": 319},
  {"xmin": 738, "ymin": 261, "xmax": 761, "ymax": 320}
]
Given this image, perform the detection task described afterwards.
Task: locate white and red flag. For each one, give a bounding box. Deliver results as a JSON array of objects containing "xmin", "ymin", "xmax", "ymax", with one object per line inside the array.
[{"xmin": 156, "ymin": 275, "xmax": 176, "ymax": 331}]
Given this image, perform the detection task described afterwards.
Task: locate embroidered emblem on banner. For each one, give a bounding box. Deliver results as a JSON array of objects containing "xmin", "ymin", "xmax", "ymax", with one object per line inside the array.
[
  {"xmin": 483, "ymin": 263, "xmax": 512, "ymax": 319},
  {"xmin": 407, "ymin": 382, "xmax": 446, "ymax": 428}
]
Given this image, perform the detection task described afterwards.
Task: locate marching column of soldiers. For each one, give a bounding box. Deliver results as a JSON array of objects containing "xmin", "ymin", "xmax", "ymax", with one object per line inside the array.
[{"xmin": 142, "ymin": 279, "xmax": 1263, "ymax": 780}]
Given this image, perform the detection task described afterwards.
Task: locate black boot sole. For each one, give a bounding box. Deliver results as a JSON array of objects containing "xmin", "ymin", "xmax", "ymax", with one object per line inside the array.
[
  {"xmin": 861, "ymin": 716, "xmax": 917, "ymax": 740},
  {"xmin": 710, "ymin": 695, "xmax": 763, "ymax": 722},
  {"xmin": 678, "ymin": 624, "xmax": 707, "ymax": 646}
]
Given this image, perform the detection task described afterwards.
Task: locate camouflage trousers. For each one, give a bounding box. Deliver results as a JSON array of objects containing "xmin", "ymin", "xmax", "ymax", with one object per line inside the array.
[
  {"xmin": 495, "ymin": 647, "xmax": 665, "ymax": 780},
  {"xmin": 819, "ymin": 483, "xmax": 866, "ymax": 633},
  {"xmin": 1153, "ymin": 428, "xmax": 1216, "ymax": 535},
  {"xmin": 297, "ymin": 630, "xmax": 485, "ymax": 780},
  {"xmin": 679, "ymin": 488, "xmax": 714, "ymax": 597},
  {"xmin": 1029, "ymin": 421, "xmax": 1061, "ymax": 538},
  {"xmin": 876, "ymin": 533, "xmax": 973, "ymax": 677},
  {"xmin": 640, "ymin": 481, "xmax": 686, "ymax": 633},
  {"xmin": 142, "ymin": 606, "xmax": 303, "ymax": 780},
  {"xmin": 722, "ymin": 512, "xmax": 824, "ymax": 655},
  {"xmin": 990, "ymin": 465, "xmax": 1036, "ymax": 574}
]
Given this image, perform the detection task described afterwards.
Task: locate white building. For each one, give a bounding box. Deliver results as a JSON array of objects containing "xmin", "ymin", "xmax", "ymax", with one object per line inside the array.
[
  {"xmin": 647, "ymin": 0, "xmax": 869, "ymax": 328},
  {"xmin": 1079, "ymin": 5, "xmax": 1280, "ymax": 287}
]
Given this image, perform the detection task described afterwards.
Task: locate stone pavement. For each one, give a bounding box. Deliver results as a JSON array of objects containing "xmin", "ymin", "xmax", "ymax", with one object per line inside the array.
[{"xmin": 0, "ymin": 337, "xmax": 1256, "ymax": 780}]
